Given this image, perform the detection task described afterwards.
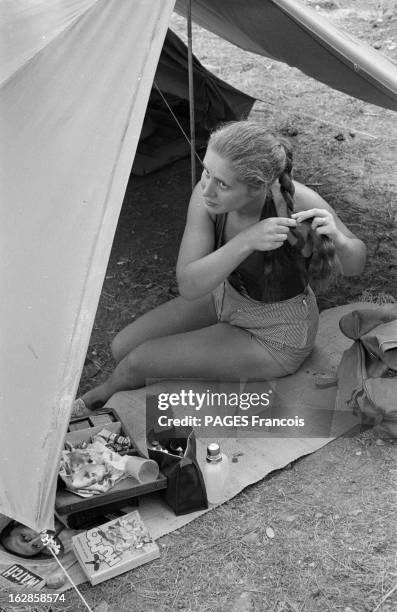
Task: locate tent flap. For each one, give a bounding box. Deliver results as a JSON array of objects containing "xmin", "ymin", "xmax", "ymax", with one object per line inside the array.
[
  {"xmin": 175, "ymin": 0, "xmax": 397, "ymax": 111},
  {"xmin": 132, "ymin": 28, "xmax": 255, "ymax": 175}
]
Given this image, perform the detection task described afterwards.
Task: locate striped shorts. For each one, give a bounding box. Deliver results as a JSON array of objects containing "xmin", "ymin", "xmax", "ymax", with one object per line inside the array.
[{"xmin": 212, "ymin": 280, "xmax": 319, "ymax": 374}]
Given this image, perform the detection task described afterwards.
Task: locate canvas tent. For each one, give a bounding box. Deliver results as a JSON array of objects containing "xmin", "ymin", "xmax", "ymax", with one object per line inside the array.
[
  {"xmin": 131, "ymin": 28, "xmax": 255, "ymax": 176},
  {"xmin": 175, "ymin": 0, "xmax": 397, "ymax": 111},
  {"xmin": 1, "ymin": 0, "xmax": 397, "ymax": 534}
]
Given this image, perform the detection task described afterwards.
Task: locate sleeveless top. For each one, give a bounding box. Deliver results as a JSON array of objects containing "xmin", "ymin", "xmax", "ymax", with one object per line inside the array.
[{"xmin": 215, "ymin": 190, "xmax": 311, "ymax": 303}]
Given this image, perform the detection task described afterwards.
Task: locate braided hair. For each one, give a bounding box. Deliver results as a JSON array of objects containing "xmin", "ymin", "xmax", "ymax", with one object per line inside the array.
[
  {"xmin": 208, "ymin": 121, "xmax": 335, "ymax": 280},
  {"xmin": 278, "ymin": 139, "xmax": 335, "ymax": 280},
  {"xmin": 278, "ymin": 140, "xmax": 304, "ymax": 252}
]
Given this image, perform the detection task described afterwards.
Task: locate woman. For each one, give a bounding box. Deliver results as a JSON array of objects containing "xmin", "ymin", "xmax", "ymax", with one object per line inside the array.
[{"xmin": 76, "ymin": 121, "xmax": 366, "ymax": 413}]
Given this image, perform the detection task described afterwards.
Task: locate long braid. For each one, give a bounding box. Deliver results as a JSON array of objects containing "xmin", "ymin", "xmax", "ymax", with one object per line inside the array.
[
  {"xmin": 311, "ymin": 228, "xmax": 336, "ymax": 281},
  {"xmin": 279, "ymin": 140, "xmax": 335, "ymax": 281},
  {"xmin": 278, "ymin": 143, "xmax": 305, "ymax": 252}
]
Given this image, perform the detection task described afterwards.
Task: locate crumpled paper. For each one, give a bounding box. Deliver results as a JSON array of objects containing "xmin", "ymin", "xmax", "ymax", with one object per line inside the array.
[{"xmin": 59, "ymin": 433, "xmax": 130, "ymax": 497}]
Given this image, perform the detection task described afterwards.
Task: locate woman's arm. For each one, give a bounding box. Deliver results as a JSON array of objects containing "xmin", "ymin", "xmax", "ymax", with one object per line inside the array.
[
  {"xmin": 176, "ymin": 184, "xmax": 297, "ymax": 300},
  {"xmin": 291, "ymin": 182, "xmax": 366, "ymax": 276},
  {"xmin": 176, "ymin": 185, "xmax": 253, "ymax": 299}
]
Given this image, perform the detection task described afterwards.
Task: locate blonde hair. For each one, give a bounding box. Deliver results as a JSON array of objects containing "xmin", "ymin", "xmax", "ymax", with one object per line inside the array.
[{"xmin": 207, "ymin": 121, "xmax": 288, "ymax": 188}]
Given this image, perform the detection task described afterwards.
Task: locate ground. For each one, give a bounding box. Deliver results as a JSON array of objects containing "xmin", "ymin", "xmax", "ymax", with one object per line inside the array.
[{"xmin": 2, "ymin": 1, "xmax": 396, "ymax": 611}]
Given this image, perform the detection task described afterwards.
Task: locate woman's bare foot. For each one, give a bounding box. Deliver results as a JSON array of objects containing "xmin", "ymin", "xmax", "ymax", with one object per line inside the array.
[
  {"xmin": 80, "ymin": 380, "xmax": 114, "ymax": 411},
  {"xmin": 71, "ymin": 394, "xmax": 107, "ymax": 420}
]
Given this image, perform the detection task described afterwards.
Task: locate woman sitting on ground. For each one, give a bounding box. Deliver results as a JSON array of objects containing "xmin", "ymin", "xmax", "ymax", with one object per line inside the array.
[{"xmin": 76, "ymin": 121, "xmax": 366, "ymax": 413}]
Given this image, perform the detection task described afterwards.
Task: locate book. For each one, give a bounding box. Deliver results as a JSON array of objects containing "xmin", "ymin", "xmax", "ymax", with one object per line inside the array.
[{"xmin": 72, "ymin": 510, "xmax": 159, "ymax": 585}]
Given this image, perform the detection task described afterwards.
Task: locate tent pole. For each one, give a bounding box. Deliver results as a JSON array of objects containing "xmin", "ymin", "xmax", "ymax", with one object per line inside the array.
[{"xmin": 187, "ymin": 0, "xmax": 196, "ymax": 190}]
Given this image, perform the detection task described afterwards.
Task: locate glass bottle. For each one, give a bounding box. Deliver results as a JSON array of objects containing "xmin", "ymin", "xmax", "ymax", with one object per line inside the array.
[{"xmin": 203, "ymin": 442, "xmax": 229, "ymax": 504}]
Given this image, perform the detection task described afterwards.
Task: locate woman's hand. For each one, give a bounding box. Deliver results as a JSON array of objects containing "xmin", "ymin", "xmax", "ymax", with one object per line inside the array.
[
  {"xmin": 289, "ymin": 182, "xmax": 366, "ymax": 276},
  {"xmin": 291, "ymin": 208, "xmax": 340, "ymax": 242},
  {"xmin": 291, "ymin": 206, "xmax": 366, "ymax": 276},
  {"xmin": 243, "ymin": 217, "xmax": 298, "ymax": 252}
]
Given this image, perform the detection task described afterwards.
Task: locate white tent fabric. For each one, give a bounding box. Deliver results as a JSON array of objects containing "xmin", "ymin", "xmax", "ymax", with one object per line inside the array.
[
  {"xmin": 1, "ymin": 0, "xmax": 396, "ymax": 534},
  {"xmin": 0, "ymin": 0, "xmax": 98, "ymax": 85},
  {"xmin": 175, "ymin": 0, "xmax": 397, "ymax": 111},
  {"xmin": 0, "ymin": 0, "xmax": 175, "ymax": 531}
]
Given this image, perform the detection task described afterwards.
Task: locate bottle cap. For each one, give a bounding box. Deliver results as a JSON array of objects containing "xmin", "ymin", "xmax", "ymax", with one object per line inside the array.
[{"xmin": 206, "ymin": 442, "xmax": 222, "ymax": 463}]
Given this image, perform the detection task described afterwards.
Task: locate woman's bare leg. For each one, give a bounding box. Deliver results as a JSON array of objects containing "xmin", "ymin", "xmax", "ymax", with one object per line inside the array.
[
  {"xmin": 81, "ymin": 322, "xmax": 288, "ymax": 409},
  {"xmin": 81, "ymin": 293, "xmax": 218, "ymax": 409},
  {"xmin": 111, "ymin": 294, "xmax": 218, "ymax": 363}
]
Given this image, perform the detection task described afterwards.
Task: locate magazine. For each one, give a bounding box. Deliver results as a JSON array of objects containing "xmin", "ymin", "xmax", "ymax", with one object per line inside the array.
[
  {"xmin": 72, "ymin": 510, "xmax": 159, "ymax": 585},
  {"xmin": 0, "ymin": 564, "xmax": 46, "ymax": 590}
]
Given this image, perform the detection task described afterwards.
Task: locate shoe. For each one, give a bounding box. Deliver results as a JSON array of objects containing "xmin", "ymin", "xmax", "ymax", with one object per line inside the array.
[{"xmin": 71, "ymin": 398, "xmax": 90, "ymax": 419}]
